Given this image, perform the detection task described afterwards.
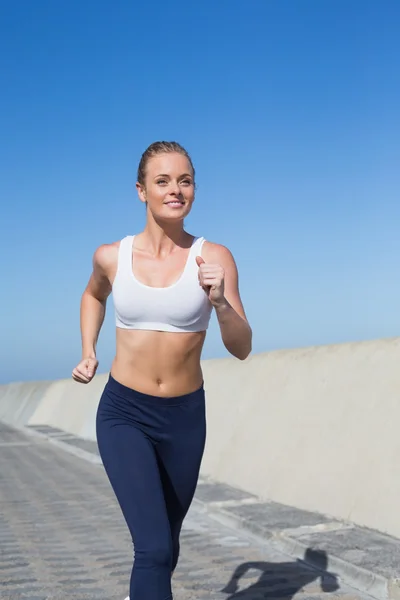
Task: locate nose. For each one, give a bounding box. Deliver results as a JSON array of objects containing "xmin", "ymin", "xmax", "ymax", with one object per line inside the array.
[{"xmin": 170, "ymin": 181, "xmax": 182, "ymax": 196}]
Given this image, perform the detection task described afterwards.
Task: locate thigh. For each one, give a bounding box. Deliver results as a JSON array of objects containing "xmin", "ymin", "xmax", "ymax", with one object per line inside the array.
[
  {"xmin": 157, "ymin": 393, "xmax": 206, "ymax": 524},
  {"xmin": 96, "ymin": 414, "xmax": 171, "ymax": 550}
]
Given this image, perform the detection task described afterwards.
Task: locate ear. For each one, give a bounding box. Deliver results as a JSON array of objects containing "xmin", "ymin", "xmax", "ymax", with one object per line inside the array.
[{"xmin": 136, "ymin": 182, "xmax": 147, "ymax": 204}]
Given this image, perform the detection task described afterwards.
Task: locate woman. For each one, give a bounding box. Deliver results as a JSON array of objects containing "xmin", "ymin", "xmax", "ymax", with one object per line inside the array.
[{"xmin": 72, "ymin": 141, "xmax": 252, "ymax": 600}]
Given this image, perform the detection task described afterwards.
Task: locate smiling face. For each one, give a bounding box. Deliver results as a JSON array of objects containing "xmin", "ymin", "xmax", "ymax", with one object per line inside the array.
[{"xmin": 136, "ymin": 152, "xmax": 195, "ymax": 222}]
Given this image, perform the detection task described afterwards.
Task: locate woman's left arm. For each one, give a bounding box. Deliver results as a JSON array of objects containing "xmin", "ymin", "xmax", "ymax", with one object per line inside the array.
[{"xmin": 197, "ymin": 243, "xmax": 252, "ymax": 360}]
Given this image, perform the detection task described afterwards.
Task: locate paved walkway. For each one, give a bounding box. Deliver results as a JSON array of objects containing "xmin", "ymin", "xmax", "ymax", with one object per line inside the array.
[{"xmin": 0, "ymin": 423, "xmax": 370, "ymax": 600}]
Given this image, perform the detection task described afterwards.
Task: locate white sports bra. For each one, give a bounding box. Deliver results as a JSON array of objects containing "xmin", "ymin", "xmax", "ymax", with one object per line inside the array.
[{"xmin": 112, "ymin": 235, "xmax": 213, "ymax": 333}]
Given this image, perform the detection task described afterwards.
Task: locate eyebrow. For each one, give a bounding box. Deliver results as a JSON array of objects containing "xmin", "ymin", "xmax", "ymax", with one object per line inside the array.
[{"xmin": 154, "ymin": 173, "xmax": 193, "ymax": 179}]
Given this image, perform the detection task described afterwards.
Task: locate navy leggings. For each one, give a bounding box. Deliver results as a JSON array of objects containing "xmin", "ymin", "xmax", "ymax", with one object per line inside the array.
[{"xmin": 96, "ymin": 374, "xmax": 206, "ymax": 600}]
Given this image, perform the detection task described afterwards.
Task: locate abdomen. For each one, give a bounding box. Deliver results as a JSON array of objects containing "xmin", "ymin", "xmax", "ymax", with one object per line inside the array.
[{"xmin": 111, "ymin": 328, "xmax": 206, "ymax": 396}]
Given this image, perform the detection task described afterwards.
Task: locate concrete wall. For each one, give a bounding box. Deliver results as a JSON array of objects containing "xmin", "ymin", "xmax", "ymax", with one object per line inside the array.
[{"xmin": 1, "ymin": 337, "xmax": 400, "ymax": 538}]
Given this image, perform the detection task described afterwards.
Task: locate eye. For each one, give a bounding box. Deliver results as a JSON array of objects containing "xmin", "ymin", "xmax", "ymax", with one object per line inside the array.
[
  {"xmin": 181, "ymin": 179, "xmax": 193, "ymax": 186},
  {"xmin": 156, "ymin": 179, "xmax": 167, "ymax": 185}
]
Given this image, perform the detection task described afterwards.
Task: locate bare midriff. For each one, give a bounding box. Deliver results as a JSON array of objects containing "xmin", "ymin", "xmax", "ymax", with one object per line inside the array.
[{"xmin": 110, "ymin": 328, "xmax": 206, "ymax": 397}]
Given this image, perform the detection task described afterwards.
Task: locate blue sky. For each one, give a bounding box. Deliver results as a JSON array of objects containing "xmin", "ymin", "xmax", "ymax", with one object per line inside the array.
[{"xmin": 1, "ymin": 0, "xmax": 399, "ymax": 384}]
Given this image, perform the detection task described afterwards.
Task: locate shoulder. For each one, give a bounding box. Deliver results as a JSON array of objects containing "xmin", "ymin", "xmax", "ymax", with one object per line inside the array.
[
  {"xmin": 201, "ymin": 240, "xmax": 236, "ymax": 267},
  {"xmin": 92, "ymin": 240, "xmax": 121, "ymax": 275}
]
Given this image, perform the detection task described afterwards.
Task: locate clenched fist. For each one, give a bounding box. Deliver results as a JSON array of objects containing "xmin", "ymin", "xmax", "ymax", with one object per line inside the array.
[
  {"xmin": 196, "ymin": 256, "xmax": 226, "ymax": 307},
  {"xmin": 72, "ymin": 357, "xmax": 99, "ymax": 384}
]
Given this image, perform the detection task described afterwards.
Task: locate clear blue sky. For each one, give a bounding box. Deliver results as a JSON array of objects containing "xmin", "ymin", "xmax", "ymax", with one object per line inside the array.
[{"xmin": 1, "ymin": 0, "xmax": 399, "ymax": 384}]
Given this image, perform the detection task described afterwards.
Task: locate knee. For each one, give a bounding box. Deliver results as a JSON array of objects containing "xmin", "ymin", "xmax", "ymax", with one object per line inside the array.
[{"xmin": 135, "ymin": 544, "xmax": 173, "ymax": 569}]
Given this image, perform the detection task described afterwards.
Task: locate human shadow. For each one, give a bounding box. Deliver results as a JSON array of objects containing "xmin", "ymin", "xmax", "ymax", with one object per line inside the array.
[{"xmin": 221, "ymin": 549, "xmax": 339, "ymax": 599}]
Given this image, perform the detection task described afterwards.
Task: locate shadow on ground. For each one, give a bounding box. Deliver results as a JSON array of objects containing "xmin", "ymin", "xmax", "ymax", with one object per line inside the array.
[{"xmin": 221, "ymin": 549, "xmax": 339, "ymax": 599}]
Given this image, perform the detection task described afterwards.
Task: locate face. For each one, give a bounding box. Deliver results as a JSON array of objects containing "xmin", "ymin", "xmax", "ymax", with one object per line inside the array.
[{"xmin": 136, "ymin": 152, "xmax": 195, "ymax": 221}]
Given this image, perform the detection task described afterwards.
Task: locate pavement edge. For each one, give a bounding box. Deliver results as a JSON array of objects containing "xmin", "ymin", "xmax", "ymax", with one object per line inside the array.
[{"xmin": 14, "ymin": 421, "xmax": 400, "ymax": 600}]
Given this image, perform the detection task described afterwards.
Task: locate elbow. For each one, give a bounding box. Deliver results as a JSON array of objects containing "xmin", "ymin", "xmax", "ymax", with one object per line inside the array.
[
  {"xmin": 241, "ymin": 328, "xmax": 253, "ymax": 360},
  {"xmin": 225, "ymin": 342, "xmax": 251, "ymax": 361},
  {"xmin": 233, "ymin": 334, "xmax": 252, "ymax": 361},
  {"xmin": 223, "ymin": 322, "xmax": 252, "ymax": 360},
  {"xmin": 237, "ymin": 346, "xmax": 252, "ymax": 361}
]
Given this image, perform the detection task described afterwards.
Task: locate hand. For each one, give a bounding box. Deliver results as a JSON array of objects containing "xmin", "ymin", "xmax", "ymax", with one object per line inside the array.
[
  {"xmin": 196, "ymin": 256, "xmax": 226, "ymax": 307},
  {"xmin": 72, "ymin": 357, "xmax": 99, "ymax": 384}
]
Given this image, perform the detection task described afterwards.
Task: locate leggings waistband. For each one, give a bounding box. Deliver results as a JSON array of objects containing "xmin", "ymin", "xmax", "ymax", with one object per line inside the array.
[{"xmin": 106, "ymin": 374, "xmax": 204, "ymax": 406}]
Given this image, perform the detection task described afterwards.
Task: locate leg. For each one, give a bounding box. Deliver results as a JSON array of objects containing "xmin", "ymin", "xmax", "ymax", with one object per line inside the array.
[
  {"xmin": 96, "ymin": 410, "xmax": 173, "ymax": 600},
  {"xmin": 156, "ymin": 392, "xmax": 206, "ymax": 572}
]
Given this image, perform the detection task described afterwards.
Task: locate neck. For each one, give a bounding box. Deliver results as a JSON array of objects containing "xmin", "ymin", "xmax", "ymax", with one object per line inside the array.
[{"xmin": 141, "ymin": 211, "xmax": 192, "ymax": 254}]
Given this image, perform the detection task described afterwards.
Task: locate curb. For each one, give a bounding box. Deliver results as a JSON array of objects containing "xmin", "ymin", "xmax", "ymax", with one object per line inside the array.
[
  {"xmin": 15, "ymin": 423, "xmax": 400, "ymax": 600},
  {"xmin": 193, "ymin": 497, "xmax": 398, "ymax": 600}
]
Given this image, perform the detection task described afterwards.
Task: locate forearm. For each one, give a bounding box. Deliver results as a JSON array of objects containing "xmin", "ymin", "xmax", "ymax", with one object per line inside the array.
[
  {"xmin": 214, "ymin": 300, "xmax": 252, "ymax": 360},
  {"xmin": 80, "ymin": 291, "xmax": 106, "ymax": 358}
]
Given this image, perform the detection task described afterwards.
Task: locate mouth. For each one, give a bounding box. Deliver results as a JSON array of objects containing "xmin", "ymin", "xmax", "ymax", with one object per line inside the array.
[{"xmin": 165, "ymin": 201, "xmax": 185, "ymax": 208}]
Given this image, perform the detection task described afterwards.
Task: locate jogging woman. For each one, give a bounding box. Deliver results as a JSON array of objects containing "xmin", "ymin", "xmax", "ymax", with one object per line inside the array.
[{"xmin": 72, "ymin": 141, "xmax": 252, "ymax": 600}]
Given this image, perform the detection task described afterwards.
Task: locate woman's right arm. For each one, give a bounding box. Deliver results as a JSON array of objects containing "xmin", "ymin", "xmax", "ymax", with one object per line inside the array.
[{"xmin": 72, "ymin": 244, "xmax": 117, "ymax": 384}]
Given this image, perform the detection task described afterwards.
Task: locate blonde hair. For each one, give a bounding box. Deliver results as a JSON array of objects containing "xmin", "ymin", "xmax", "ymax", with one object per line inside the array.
[{"xmin": 137, "ymin": 141, "xmax": 195, "ymax": 186}]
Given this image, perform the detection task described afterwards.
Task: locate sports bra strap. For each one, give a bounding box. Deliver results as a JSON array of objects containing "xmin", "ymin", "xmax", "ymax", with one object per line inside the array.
[{"xmin": 117, "ymin": 235, "xmax": 134, "ymax": 275}]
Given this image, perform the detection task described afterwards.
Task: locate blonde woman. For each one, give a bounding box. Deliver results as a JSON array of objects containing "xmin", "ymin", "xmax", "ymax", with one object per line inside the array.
[{"xmin": 72, "ymin": 141, "xmax": 252, "ymax": 600}]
